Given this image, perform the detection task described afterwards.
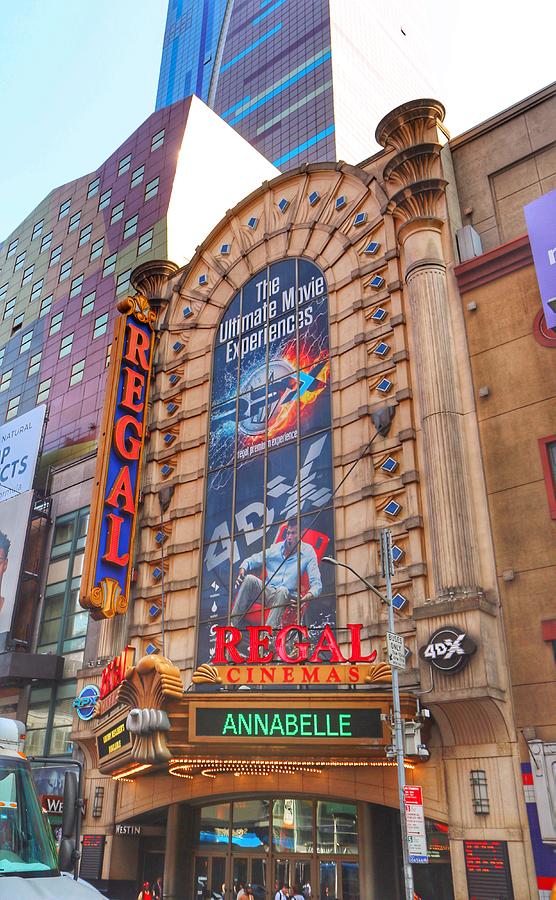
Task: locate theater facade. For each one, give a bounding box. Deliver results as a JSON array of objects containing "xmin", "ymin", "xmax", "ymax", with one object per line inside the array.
[{"xmin": 73, "ymin": 100, "xmax": 539, "ymax": 899}]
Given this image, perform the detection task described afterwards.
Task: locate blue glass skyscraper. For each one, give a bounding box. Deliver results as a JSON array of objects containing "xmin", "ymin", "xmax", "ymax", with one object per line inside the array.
[{"xmin": 156, "ymin": 0, "xmax": 439, "ymax": 169}]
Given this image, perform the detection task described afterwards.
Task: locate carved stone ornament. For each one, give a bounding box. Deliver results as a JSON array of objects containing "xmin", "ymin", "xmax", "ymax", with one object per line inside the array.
[
  {"xmin": 89, "ymin": 577, "xmax": 128, "ymax": 618},
  {"xmin": 116, "ymin": 292, "xmax": 157, "ymax": 325},
  {"xmin": 118, "ymin": 655, "xmax": 184, "ymax": 763},
  {"xmin": 130, "ymin": 259, "xmax": 179, "ymax": 308}
]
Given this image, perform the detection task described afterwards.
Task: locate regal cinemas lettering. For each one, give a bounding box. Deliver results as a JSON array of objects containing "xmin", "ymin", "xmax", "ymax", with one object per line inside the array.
[
  {"xmin": 214, "ymin": 624, "xmax": 377, "ymax": 664},
  {"xmin": 80, "ymin": 301, "xmax": 155, "ymax": 620}
]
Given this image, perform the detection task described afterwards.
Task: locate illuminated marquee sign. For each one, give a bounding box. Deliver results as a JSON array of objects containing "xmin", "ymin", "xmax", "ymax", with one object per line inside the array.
[
  {"xmin": 80, "ymin": 296, "xmax": 155, "ymax": 620},
  {"xmin": 213, "ymin": 624, "xmax": 377, "ymax": 664},
  {"xmin": 192, "ymin": 705, "xmax": 382, "ymax": 742}
]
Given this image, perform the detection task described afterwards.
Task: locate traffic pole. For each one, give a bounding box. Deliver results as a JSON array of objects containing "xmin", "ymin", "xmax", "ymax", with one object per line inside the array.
[{"xmin": 380, "ymin": 528, "xmax": 415, "ymax": 900}]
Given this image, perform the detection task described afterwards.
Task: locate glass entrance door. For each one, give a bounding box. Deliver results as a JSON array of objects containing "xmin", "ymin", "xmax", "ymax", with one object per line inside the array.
[
  {"xmin": 194, "ymin": 854, "xmax": 227, "ymax": 898},
  {"xmin": 274, "ymin": 857, "xmax": 313, "ymax": 898}
]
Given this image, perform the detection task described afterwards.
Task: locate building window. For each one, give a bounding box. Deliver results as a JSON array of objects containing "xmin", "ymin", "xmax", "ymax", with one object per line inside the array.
[
  {"xmin": 49, "ymin": 245, "xmax": 62, "ymax": 267},
  {"xmin": 6, "ymin": 238, "xmax": 18, "ymax": 258},
  {"xmin": 26, "ymin": 682, "xmax": 78, "ymax": 757},
  {"xmin": 39, "ymin": 295, "xmax": 53, "ymax": 318},
  {"xmin": 28, "ymin": 351, "xmax": 42, "ymax": 376},
  {"xmin": 37, "ymin": 377, "xmax": 51, "ymax": 403},
  {"xmin": 20, "ymin": 329, "xmax": 33, "ymax": 354},
  {"xmin": 105, "ymin": 343, "xmax": 111, "ymax": 367},
  {"xmin": 118, "ymin": 153, "xmax": 132, "ymax": 175},
  {"xmin": 98, "ymin": 188, "xmax": 112, "ymax": 211},
  {"xmin": 11, "ymin": 313, "xmax": 23, "ymax": 332},
  {"xmin": 0, "ymin": 370, "xmax": 12, "ymax": 392},
  {"xmin": 30, "ymin": 278, "xmax": 43, "ymax": 303},
  {"xmin": 59, "ymin": 333, "xmax": 74, "ymax": 358},
  {"xmin": 151, "ymin": 128, "xmax": 165, "ymax": 151},
  {"xmin": 137, "ymin": 228, "xmax": 154, "ymax": 255},
  {"xmin": 78, "ymin": 223, "xmax": 93, "ymax": 246},
  {"xmin": 59, "ymin": 258, "xmax": 73, "ymax": 282},
  {"xmin": 110, "ymin": 201, "xmax": 125, "ymax": 225},
  {"xmin": 70, "ymin": 359, "xmax": 85, "ymax": 386},
  {"xmin": 49, "ymin": 311, "xmax": 63, "ymax": 335},
  {"xmin": 115, "ymin": 269, "xmax": 131, "ymax": 295},
  {"xmin": 539, "ymin": 436, "xmax": 556, "ymax": 519},
  {"xmin": 14, "ymin": 251, "xmax": 26, "ymax": 271},
  {"xmin": 31, "ymin": 219, "xmax": 44, "ymax": 240},
  {"xmin": 21, "ymin": 264, "xmax": 34, "ymax": 286},
  {"xmin": 130, "ymin": 165, "xmax": 144, "ymax": 188},
  {"xmin": 68, "ymin": 210, "xmax": 81, "ymax": 233},
  {"xmin": 6, "ymin": 396, "xmax": 20, "ymax": 421},
  {"xmin": 93, "ymin": 312, "xmax": 109, "ymax": 339},
  {"xmin": 69, "ymin": 274, "xmax": 84, "ymax": 298},
  {"xmin": 3, "ymin": 297, "xmax": 15, "ymax": 319},
  {"xmin": 123, "ymin": 214, "xmax": 138, "ymax": 239},
  {"xmin": 58, "ymin": 198, "xmax": 71, "ymax": 220},
  {"xmin": 102, "ymin": 253, "xmax": 117, "ymax": 277},
  {"xmin": 90, "ymin": 237, "xmax": 104, "ymax": 261},
  {"xmin": 40, "ymin": 231, "xmax": 53, "ymax": 253},
  {"xmin": 0, "ymin": 283, "xmax": 8, "ymax": 302},
  {"xmin": 144, "ymin": 176, "xmax": 159, "ymax": 202},
  {"xmin": 87, "ymin": 177, "xmax": 100, "ymax": 199},
  {"xmin": 81, "ymin": 290, "xmax": 95, "ymax": 316}
]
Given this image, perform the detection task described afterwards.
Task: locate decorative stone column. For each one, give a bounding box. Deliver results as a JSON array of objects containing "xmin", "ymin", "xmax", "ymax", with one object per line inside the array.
[{"xmin": 376, "ymin": 101, "xmax": 481, "ymax": 598}]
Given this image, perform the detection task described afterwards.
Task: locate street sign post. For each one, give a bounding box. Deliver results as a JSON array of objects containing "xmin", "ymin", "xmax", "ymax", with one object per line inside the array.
[
  {"xmin": 403, "ymin": 785, "xmax": 428, "ymax": 864},
  {"xmin": 387, "ymin": 631, "xmax": 406, "ymax": 669}
]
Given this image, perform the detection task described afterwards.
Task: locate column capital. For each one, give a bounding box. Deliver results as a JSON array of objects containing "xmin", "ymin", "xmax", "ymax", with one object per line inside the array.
[
  {"xmin": 375, "ymin": 98, "xmax": 446, "ymax": 152},
  {"xmin": 130, "ymin": 259, "xmax": 179, "ymax": 310}
]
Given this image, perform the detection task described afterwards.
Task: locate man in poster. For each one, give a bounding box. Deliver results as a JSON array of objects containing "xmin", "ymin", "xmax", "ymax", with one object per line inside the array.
[
  {"xmin": 0, "ymin": 531, "xmax": 10, "ymax": 614},
  {"xmin": 231, "ymin": 519, "xmax": 322, "ymax": 629}
]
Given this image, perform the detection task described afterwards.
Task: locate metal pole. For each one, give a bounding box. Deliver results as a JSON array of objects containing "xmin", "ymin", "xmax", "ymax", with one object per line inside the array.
[{"xmin": 380, "ymin": 528, "xmax": 414, "ymax": 900}]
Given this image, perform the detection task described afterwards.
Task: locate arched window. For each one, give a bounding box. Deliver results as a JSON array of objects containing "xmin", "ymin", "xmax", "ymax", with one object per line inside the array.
[{"xmin": 197, "ymin": 258, "xmax": 337, "ymax": 665}]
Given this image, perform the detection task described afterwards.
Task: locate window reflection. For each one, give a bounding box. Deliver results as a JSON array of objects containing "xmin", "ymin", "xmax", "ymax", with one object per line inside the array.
[
  {"xmin": 199, "ymin": 803, "xmax": 230, "ymax": 846},
  {"xmin": 232, "ymin": 799, "xmax": 269, "ymax": 849},
  {"xmin": 316, "ymin": 802, "xmax": 357, "ymax": 855},
  {"xmin": 272, "ymin": 799, "xmax": 313, "ymax": 853}
]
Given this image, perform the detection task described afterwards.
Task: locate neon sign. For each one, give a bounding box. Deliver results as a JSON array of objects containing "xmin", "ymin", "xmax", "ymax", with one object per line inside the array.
[
  {"xmin": 193, "ymin": 706, "xmax": 382, "ymax": 741},
  {"xmin": 80, "ymin": 295, "xmax": 155, "ymax": 619},
  {"xmin": 212, "ymin": 624, "xmax": 377, "ymax": 665}
]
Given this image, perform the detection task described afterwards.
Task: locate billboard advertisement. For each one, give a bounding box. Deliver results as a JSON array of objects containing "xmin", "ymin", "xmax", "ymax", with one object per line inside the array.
[
  {"xmin": 0, "ymin": 490, "xmax": 34, "ymax": 642},
  {"xmin": 0, "ymin": 404, "xmax": 46, "ymax": 503},
  {"xmin": 524, "ymin": 188, "xmax": 556, "ymax": 329},
  {"xmin": 197, "ymin": 258, "xmax": 336, "ymax": 672}
]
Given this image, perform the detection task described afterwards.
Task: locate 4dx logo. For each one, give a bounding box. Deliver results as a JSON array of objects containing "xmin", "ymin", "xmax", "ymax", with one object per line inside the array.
[{"xmin": 419, "ymin": 626, "xmax": 477, "ymax": 673}]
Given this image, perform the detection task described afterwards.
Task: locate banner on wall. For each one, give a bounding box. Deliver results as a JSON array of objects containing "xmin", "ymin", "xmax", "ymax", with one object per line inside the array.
[
  {"xmin": 0, "ymin": 405, "xmax": 46, "ymax": 503},
  {"xmin": 0, "ymin": 490, "xmax": 34, "ymax": 639},
  {"xmin": 197, "ymin": 258, "xmax": 337, "ymax": 675},
  {"xmin": 524, "ymin": 188, "xmax": 556, "ymax": 330}
]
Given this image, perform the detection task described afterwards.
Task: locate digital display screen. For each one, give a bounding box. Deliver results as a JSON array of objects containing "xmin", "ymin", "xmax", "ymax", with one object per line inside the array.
[
  {"xmin": 464, "ymin": 840, "xmax": 514, "ymax": 899},
  {"xmin": 195, "ymin": 707, "xmax": 382, "ymax": 739},
  {"xmin": 96, "ymin": 718, "xmax": 130, "ymax": 759}
]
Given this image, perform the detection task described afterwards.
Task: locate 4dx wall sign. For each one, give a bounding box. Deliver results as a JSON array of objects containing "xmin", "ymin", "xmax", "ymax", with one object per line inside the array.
[
  {"xmin": 419, "ymin": 626, "xmax": 477, "ymax": 674},
  {"xmin": 80, "ymin": 294, "xmax": 155, "ymax": 620}
]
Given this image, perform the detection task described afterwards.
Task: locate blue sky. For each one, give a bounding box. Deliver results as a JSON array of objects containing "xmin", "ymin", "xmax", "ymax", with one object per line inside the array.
[
  {"xmin": 1, "ymin": 1, "xmax": 554, "ymax": 240},
  {"xmin": 0, "ymin": 1, "xmax": 166, "ymax": 239}
]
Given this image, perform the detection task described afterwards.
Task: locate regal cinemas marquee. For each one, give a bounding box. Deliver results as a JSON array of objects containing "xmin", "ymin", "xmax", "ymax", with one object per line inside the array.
[{"xmin": 74, "ymin": 102, "xmax": 536, "ymax": 900}]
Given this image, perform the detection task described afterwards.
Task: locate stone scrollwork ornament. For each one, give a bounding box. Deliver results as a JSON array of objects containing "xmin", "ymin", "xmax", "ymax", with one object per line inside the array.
[{"xmin": 118, "ymin": 656, "xmax": 184, "ymax": 763}]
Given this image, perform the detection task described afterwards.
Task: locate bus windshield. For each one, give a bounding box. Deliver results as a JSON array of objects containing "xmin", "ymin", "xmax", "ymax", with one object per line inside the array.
[{"xmin": 0, "ymin": 754, "xmax": 59, "ymax": 877}]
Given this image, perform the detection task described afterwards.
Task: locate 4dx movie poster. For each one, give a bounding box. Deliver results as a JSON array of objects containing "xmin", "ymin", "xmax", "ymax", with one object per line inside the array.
[{"xmin": 197, "ymin": 259, "xmax": 337, "ymax": 674}]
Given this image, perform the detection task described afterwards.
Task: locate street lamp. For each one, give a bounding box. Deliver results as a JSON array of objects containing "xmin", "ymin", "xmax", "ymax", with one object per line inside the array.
[{"xmin": 323, "ymin": 528, "xmax": 415, "ymax": 900}]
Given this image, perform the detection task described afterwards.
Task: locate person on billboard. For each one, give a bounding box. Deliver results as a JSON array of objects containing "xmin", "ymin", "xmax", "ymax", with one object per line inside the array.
[
  {"xmin": 231, "ymin": 519, "xmax": 322, "ymax": 629},
  {"xmin": 0, "ymin": 531, "xmax": 10, "ymax": 613}
]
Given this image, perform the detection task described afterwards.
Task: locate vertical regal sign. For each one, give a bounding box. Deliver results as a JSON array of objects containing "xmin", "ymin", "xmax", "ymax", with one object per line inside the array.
[{"xmin": 80, "ymin": 295, "xmax": 155, "ymax": 619}]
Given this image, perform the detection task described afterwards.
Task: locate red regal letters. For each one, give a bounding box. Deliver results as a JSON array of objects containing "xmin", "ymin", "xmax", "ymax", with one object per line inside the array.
[{"xmin": 213, "ymin": 624, "xmax": 377, "ymax": 665}]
